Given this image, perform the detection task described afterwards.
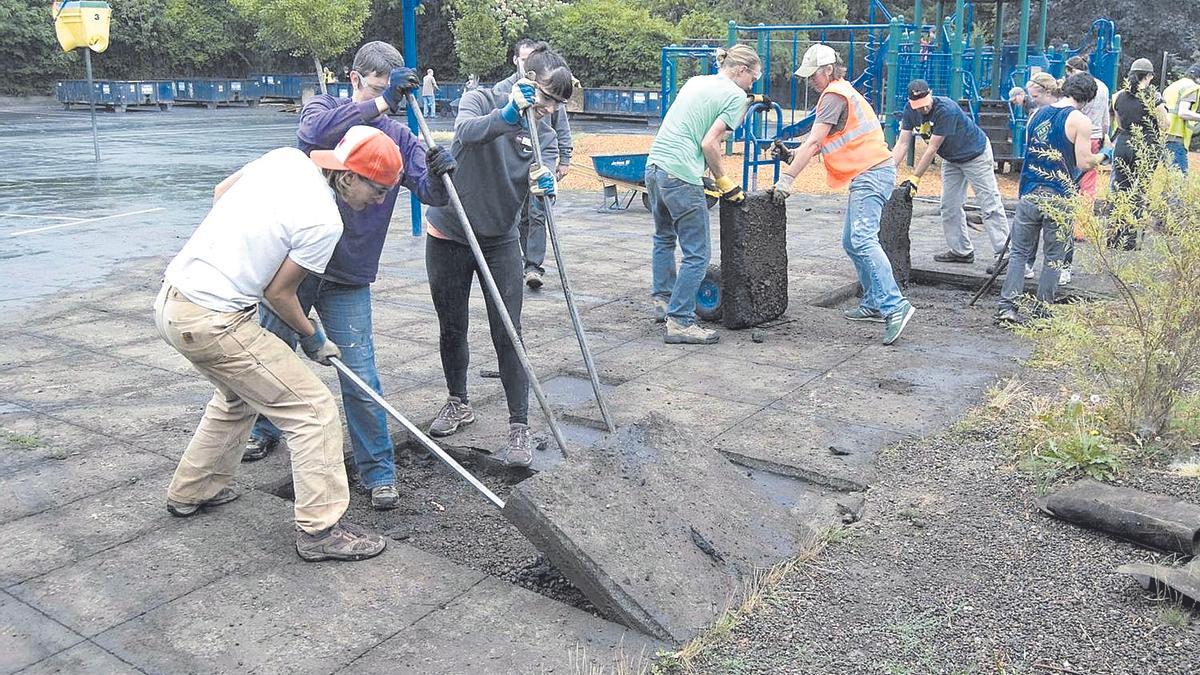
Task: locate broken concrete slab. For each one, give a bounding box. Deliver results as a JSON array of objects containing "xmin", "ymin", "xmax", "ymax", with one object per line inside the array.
[
  {"xmin": 1038, "ymin": 479, "xmax": 1200, "ymax": 555},
  {"xmin": 629, "ymin": 352, "xmax": 821, "ymax": 407},
  {"xmin": 1118, "ymin": 558, "xmax": 1200, "ymax": 605},
  {"xmin": 879, "ymin": 186, "xmax": 913, "ymax": 289},
  {"xmin": 352, "ymin": 575, "xmax": 665, "ymax": 673},
  {"xmin": 92, "ymin": 545, "xmax": 484, "ymax": 674},
  {"xmin": 0, "ymin": 590, "xmax": 85, "ymax": 673},
  {"xmin": 561, "ymin": 381, "xmax": 761, "ymax": 444},
  {"xmin": 502, "ymin": 417, "xmax": 818, "ymax": 644},
  {"xmin": 719, "ymin": 193, "xmax": 788, "ymax": 329}
]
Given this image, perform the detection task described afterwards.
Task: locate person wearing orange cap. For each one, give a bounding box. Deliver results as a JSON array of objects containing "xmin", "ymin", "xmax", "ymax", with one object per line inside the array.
[
  {"xmin": 770, "ymin": 44, "xmax": 915, "ymax": 346},
  {"xmin": 154, "ymin": 125, "xmax": 403, "ymax": 562}
]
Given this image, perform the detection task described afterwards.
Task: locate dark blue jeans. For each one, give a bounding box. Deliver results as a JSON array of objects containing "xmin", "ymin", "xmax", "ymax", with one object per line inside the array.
[
  {"xmin": 250, "ymin": 275, "xmax": 395, "ymax": 489},
  {"xmin": 1165, "ymin": 139, "xmax": 1190, "ymax": 174}
]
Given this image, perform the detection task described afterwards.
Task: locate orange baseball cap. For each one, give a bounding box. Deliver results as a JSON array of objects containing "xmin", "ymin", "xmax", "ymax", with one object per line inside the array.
[{"xmin": 310, "ymin": 126, "xmax": 403, "ymax": 186}]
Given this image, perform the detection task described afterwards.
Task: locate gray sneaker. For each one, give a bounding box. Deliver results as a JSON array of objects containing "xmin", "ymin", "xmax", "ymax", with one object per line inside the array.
[
  {"xmin": 524, "ymin": 270, "xmax": 543, "ymax": 290},
  {"xmin": 494, "ymin": 423, "xmax": 533, "ymax": 467},
  {"xmin": 166, "ymin": 487, "xmax": 240, "ymax": 518},
  {"xmin": 664, "ymin": 318, "xmax": 719, "ymax": 344},
  {"xmin": 652, "ymin": 297, "xmax": 668, "ymax": 323},
  {"xmin": 429, "ymin": 396, "xmax": 475, "ymax": 437},
  {"xmin": 843, "ymin": 306, "xmax": 885, "ymax": 323},
  {"xmin": 295, "ymin": 519, "xmax": 386, "ymax": 562},
  {"xmin": 242, "ymin": 435, "xmax": 278, "ymax": 462},
  {"xmin": 371, "ymin": 485, "xmax": 399, "ymax": 510},
  {"xmin": 882, "ymin": 301, "xmax": 915, "ymax": 345}
]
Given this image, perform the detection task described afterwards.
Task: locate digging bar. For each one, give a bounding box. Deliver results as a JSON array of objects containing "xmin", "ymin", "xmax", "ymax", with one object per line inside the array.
[
  {"xmin": 968, "ymin": 231, "xmax": 1012, "ymax": 307},
  {"xmin": 405, "ymin": 91, "xmax": 570, "ymax": 455},
  {"xmin": 330, "ymin": 356, "xmax": 505, "ymax": 509},
  {"xmin": 523, "ymin": 101, "xmax": 616, "ymax": 432}
]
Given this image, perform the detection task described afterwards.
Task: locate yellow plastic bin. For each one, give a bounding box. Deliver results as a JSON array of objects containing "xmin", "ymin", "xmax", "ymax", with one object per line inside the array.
[{"xmin": 52, "ymin": 1, "xmax": 112, "ymax": 53}]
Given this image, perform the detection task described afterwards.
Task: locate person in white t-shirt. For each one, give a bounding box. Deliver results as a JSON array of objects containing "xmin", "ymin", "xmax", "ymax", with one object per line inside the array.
[{"xmin": 154, "ymin": 126, "xmax": 403, "ymax": 562}]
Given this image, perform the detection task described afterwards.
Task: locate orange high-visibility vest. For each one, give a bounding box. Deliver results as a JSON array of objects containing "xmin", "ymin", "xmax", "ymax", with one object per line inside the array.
[{"xmin": 816, "ymin": 79, "xmax": 892, "ymax": 188}]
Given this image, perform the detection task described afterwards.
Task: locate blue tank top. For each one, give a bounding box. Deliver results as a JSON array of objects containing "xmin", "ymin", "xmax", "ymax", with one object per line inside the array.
[{"xmin": 1019, "ymin": 105, "xmax": 1081, "ymax": 198}]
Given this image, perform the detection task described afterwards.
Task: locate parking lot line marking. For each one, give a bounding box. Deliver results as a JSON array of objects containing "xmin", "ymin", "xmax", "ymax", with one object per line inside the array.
[
  {"xmin": 0, "ymin": 213, "xmax": 83, "ymax": 222},
  {"xmin": 8, "ymin": 207, "xmax": 166, "ymax": 237}
]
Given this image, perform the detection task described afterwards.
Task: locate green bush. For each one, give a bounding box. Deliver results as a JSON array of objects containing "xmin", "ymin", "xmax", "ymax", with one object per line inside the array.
[
  {"xmin": 1, "ymin": 0, "xmax": 75, "ymax": 94},
  {"xmin": 451, "ymin": 0, "xmax": 506, "ymax": 80},
  {"xmin": 543, "ymin": 0, "xmax": 681, "ymax": 88}
]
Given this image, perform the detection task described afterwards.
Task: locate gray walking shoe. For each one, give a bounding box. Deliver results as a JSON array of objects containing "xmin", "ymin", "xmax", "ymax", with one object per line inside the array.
[
  {"xmin": 664, "ymin": 318, "xmax": 719, "ymax": 344},
  {"xmin": 652, "ymin": 298, "xmax": 668, "ymax": 323},
  {"xmin": 843, "ymin": 306, "xmax": 885, "ymax": 323},
  {"xmin": 524, "ymin": 270, "xmax": 544, "ymax": 290},
  {"xmin": 429, "ymin": 396, "xmax": 475, "ymax": 437},
  {"xmin": 882, "ymin": 301, "xmax": 915, "ymax": 345},
  {"xmin": 295, "ymin": 519, "xmax": 387, "ymax": 562},
  {"xmin": 242, "ymin": 436, "xmax": 278, "ymax": 462},
  {"xmin": 166, "ymin": 487, "xmax": 240, "ymax": 518},
  {"xmin": 494, "ymin": 423, "xmax": 533, "ymax": 468},
  {"xmin": 371, "ymin": 485, "xmax": 399, "ymax": 510}
]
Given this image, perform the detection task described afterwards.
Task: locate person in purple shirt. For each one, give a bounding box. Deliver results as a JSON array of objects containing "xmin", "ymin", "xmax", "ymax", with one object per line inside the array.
[{"xmin": 242, "ymin": 41, "xmax": 455, "ymax": 511}]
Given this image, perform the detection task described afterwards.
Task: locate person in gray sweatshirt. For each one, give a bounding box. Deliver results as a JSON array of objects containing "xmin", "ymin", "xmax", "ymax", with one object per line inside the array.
[
  {"xmin": 423, "ymin": 44, "xmax": 571, "ymax": 467},
  {"xmin": 493, "ymin": 38, "xmax": 574, "ymax": 289}
]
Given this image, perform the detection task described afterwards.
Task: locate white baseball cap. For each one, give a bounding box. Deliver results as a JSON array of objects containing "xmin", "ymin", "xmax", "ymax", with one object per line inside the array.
[{"xmin": 796, "ymin": 44, "xmax": 838, "ymax": 78}]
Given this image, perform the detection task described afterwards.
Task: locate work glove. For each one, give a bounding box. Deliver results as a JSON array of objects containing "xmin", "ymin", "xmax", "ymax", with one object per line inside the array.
[
  {"xmin": 529, "ymin": 164, "xmax": 556, "ymax": 197},
  {"xmin": 714, "ymin": 175, "xmax": 745, "ymax": 203},
  {"xmin": 1098, "ymin": 146, "xmax": 1114, "ymax": 164},
  {"xmin": 381, "ymin": 67, "xmax": 420, "ymax": 112},
  {"xmin": 500, "ymin": 77, "xmax": 538, "ymax": 125},
  {"xmin": 899, "ymin": 179, "xmax": 919, "ymax": 199},
  {"xmin": 747, "ymin": 93, "xmax": 775, "ymax": 107},
  {"xmin": 426, "ymin": 146, "xmax": 456, "ymax": 177},
  {"xmin": 299, "ymin": 325, "xmax": 341, "ymax": 366},
  {"xmin": 555, "ymin": 163, "xmax": 570, "ymax": 180},
  {"xmin": 769, "ymin": 172, "xmax": 795, "ymax": 205},
  {"xmin": 770, "ymin": 140, "xmax": 795, "ymax": 165},
  {"xmin": 702, "ymin": 177, "xmax": 723, "ymax": 201}
]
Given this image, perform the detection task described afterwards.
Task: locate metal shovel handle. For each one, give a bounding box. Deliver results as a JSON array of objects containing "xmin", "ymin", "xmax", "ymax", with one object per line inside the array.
[{"xmin": 329, "ymin": 357, "xmax": 505, "ymax": 509}]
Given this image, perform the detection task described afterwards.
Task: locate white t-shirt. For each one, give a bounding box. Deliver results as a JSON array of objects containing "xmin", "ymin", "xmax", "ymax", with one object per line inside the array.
[{"xmin": 165, "ymin": 147, "xmax": 343, "ymax": 312}]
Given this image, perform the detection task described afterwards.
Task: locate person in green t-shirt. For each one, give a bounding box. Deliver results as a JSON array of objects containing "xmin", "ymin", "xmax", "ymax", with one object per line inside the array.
[{"xmin": 646, "ymin": 44, "xmax": 759, "ymax": 345}]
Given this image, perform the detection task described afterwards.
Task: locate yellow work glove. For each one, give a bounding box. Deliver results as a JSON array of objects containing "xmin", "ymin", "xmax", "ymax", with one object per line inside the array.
[{"xmin": 714, "ymin": 175, "xmax": 745, "ymax": 203}]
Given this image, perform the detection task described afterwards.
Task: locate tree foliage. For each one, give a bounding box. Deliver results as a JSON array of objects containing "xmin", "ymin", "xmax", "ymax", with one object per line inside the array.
[
  {"xmin": 0, "ymin": 0, "xmax": 73, "ymax": 94},
  {"xmin": 543, "ymin": 0, "xmax": 680, "ymax": 88},
  {"xmin": 231, "ymin": 0, "xmax": 371, "ymax": 86},
  {"xmin": 452, "ymin": 0, "xmax": 506, "ymax": 79}
]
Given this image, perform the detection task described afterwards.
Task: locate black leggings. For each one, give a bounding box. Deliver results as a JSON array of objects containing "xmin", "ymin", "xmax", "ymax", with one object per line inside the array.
[{"xmin": 426, "ymin": 235, "xmax": 529, "ymax": 424}]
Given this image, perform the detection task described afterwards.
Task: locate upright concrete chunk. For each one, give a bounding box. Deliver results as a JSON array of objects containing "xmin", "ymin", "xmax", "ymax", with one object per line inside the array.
[
  {"xmin": 719, "ymin": 193, "xmax": 788, "ymax": 329},
  {"xmin": 503, "ymin": 416, "xmax": 816, "ymax": 644},
  {"xmin": 878, "ymin": 186, "xmax": 913, "ymax": 288}
]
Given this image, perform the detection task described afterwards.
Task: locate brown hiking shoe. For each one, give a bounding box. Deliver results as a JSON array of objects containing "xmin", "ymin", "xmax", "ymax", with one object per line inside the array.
[
  {"xmin": 166, "ymin": 487, "xmax": 240, "ymax": 518},
  {"xmin": 295, "ymin": 519, "xmax": 387, "ymax": 562}
]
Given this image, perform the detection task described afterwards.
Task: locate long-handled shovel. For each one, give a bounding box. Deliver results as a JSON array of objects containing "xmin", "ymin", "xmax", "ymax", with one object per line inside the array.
[
  {"xmin": 404, "ymin": 92, "xmax": 570, "ymax": 456},
  {"xmin": 330, "ymin": 357, "xmax": 505, "ymax": 509},
  {"xmin": 523, "ymin": 103, "xmax": 616, "ymax": 432},
  {"xmin": 969, "ymin": 232, "xmax": 1012, "ymax": 307}
]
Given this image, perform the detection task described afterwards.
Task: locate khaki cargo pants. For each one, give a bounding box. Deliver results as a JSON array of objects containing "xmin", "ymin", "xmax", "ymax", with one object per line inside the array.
[{"xmin": 154, "ymin": 284, "xmax": 348, "ymax": 534}]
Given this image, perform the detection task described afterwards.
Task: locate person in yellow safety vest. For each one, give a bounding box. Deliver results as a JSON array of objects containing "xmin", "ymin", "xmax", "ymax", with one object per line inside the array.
[
  {"xmin": 770, "ymin": 43, "xmax": 915, "ymax": 346},
  {"xmin": 323, "ymin": 67, "xmax": 337, "ymax": 84},
  {"xmin": 1162, "ymin": 63, "xmax": 1200, "ymax": 173}
]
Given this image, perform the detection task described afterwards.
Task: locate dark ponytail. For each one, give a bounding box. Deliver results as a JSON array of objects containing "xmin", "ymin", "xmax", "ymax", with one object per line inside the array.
[{"xmin": 525, "ymin": 44, "xmax": 574, "ymax": 101}]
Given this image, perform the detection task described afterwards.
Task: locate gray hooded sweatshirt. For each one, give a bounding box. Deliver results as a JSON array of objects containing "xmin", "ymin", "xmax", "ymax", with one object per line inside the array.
[{"xmin": 425, "ymin": 88, "xmax": 557, "ymax": 247}]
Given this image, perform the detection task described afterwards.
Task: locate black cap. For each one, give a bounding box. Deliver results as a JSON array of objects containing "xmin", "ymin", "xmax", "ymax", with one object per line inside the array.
[{"xmin": 907, "ymin": 79, "xmax": 931, "ymax": 99}]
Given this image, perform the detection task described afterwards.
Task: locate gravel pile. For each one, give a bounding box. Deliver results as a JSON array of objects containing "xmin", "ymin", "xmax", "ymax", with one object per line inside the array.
[{"xmin": 689, "ymin": 407, "xmax": 1200, "ymax": 673}]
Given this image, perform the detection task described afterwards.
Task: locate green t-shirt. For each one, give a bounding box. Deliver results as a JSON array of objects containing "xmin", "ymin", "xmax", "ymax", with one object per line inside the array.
[{"xmin": 648, "ymin": 75, "xmax": 748, "ymax": 185}]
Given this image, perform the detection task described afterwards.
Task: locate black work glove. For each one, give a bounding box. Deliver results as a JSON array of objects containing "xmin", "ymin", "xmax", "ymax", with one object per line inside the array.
[
  {"xmin": 381, "ymin": 67, "xmax": 420, "ymax": 111},
  {"xmin": 426, "ymin": 146, "xmax": 456, "ymax": 177},
  {"xmin": 771, "ymin": 139, "xmax": 795, "ymax": 164}
]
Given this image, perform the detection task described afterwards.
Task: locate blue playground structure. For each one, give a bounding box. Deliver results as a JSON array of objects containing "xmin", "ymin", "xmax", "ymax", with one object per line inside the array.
[{"xmin": 657, "ymin": 1, "xmax": 1122, "ymax": 186}]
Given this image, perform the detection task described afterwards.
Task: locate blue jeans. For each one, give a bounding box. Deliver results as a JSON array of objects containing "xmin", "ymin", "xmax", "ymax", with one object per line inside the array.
[
  {"xmin": 1165, "ymin": 139, "xmax": 1190, "ymax": 174},
  {"xmin": 250, "ymin": 276, "xmax": 396, "ymax": 489},
  {"xmin": 646, "ymin": 164, "xmax": 710, "ymax": 326},
  {"xmin": 844, "ymin": 164, "xmax": 906, "ymax": 317},
  {"xmin": 422, "ymin": 95, "xmax": 436, "ymax": 118}
]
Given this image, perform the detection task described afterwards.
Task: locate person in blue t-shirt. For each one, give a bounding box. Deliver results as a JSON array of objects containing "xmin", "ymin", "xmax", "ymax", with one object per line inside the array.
[
  {"xmin": 891, "ymin": 79, "xmax": 1009, "ymax": 267},
  {"xmin": 241, "ymin": 41, "xmax": 456, "ymax": 511},
  {"xmin": 995, "ymin": 73, "xmax": 1106, "ymax": 325}
]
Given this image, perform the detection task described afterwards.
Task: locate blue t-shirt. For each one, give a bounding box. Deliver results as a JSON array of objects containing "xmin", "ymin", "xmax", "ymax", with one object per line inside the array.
[{"xmin": 900, "ymin": 96, "xmax": 988, "ymax": 164}]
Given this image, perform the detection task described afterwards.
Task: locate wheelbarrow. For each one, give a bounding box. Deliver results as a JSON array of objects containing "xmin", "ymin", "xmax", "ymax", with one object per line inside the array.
[{"xmin": 590, "ymin": 153, "xmax": 719, "ymax": 213}]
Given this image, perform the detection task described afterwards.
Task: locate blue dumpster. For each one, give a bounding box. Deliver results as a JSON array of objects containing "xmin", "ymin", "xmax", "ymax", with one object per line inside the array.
[
  {"xmin": 172, "ymin": 78, "xmax": 261, "ymax": 108},
  {"xmin": 56, "ymin": 79, "xmax": 173, "ymax": 112},
  {"xmin": 580, "ymin": 87, "xmax": 658, "ymax": 119},
  {"xmin": 252, "ymin": 73, "xmax": 318, "ymax": 102}
]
